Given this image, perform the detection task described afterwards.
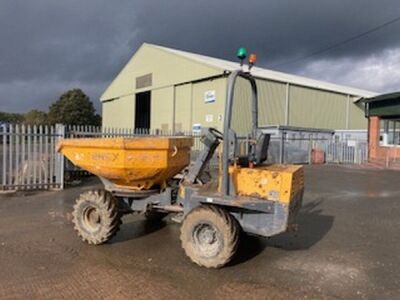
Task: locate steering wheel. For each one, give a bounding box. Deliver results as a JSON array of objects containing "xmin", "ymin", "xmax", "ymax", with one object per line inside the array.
[{"xmin": 209, "ymin": 127, "xmax": 223, "ymax": 140}]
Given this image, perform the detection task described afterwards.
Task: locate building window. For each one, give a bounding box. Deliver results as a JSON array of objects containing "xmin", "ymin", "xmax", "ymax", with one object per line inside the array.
[{"xmin": 382, "ymin": 120, "xmax": 400, "ymax": 146}]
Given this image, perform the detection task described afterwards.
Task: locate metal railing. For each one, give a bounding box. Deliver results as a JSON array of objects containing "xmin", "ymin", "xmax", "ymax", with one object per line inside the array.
[
  {"xmin": 0, "ymin": 124, "xmax": 369, "ymax": 192},
  {"xmin": 266, "ymin": 135, "xmax": 368, "ymax": 165},
  {"xmin": 0, "ymin": 124, "xmax": 64, "ymax": 191},
  {"xmin": 323, "ymin": 140, "xmax": 368, "ymax": 164}
]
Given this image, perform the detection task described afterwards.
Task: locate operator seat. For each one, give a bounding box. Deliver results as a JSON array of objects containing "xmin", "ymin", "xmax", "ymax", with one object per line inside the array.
[
  {"xmin": 253, "ymin": 132, "xmax": 270, "ymax": 165},
  {"xmin": 230, "ymin": 130, "xmax": 270, "ymax": 166}
]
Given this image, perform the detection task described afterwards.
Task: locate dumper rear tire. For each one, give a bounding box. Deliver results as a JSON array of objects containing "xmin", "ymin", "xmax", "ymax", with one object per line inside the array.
[
  {"xmin": 180, "ymin": 205, "xmax": 239, "ymax": 268},
  {"xmin": 72, "ymin": 190, "xmax": 121, "ymax": 245}
]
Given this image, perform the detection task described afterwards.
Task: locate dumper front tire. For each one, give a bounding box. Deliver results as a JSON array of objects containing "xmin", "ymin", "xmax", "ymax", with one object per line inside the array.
[
  {"xmin": 72, "ymin": 190, "xmax": 121, "ymax": 245},
  {"xmin": 180, "ymin": 205, "xmax": 239, "ymax": 268}
]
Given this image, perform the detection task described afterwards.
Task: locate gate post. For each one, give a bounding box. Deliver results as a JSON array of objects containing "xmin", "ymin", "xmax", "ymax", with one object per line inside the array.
[
  {"xmin": 1, "ymin": 124, "xmax": 7, "ymax": 190},
  {"xmin": 308, "ymin": 135, "xmax": 313, "ymax": 164},
  {"xmin": 355, "ymin": 142, "xmax": 359, "ymax": 164},
  {"xmin": 55, "ymin": 124, "xmax": 65, "ymax": 190},
  {"xmin": 279, "ymin": 131, "xmax": 286, "ymax": 164}
]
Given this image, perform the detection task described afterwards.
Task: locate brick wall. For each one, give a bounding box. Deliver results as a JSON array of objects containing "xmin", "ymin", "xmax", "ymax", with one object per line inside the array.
[{"xmin": 368, "ymin": 116, "xmax": 400, "ymax": 161}]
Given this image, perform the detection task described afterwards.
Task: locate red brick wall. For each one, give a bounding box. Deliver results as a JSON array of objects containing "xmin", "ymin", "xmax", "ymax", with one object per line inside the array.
[{"xmin": 368, "ymin": 116, "xmax": 400, "ymax": 161}]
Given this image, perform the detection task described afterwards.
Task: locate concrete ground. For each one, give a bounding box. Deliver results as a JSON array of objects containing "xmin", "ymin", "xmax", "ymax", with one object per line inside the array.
[{"xmin": 0, "ymin": 165, "xmax": 399, "ymax": 299}]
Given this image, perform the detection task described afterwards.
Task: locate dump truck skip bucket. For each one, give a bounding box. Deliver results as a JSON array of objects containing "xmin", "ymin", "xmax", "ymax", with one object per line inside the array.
[{"xmin": 57, "ymin": 137, "xmax": 193, "ymax": 190}]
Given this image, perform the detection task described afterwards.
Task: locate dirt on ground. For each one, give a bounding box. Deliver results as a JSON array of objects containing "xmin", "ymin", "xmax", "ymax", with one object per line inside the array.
[{"xmin": 0, "ymin": 165, "xmax": 399, "ymax": 299}]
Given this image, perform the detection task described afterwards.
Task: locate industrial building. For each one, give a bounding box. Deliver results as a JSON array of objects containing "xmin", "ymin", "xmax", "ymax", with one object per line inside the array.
[
  {"xmin": 101, "ymin": 43, "xmax": 376, "ymax": 135},
  {"xmin": 362, "ymin": 92, "xmax": 400, "ymax": 166}
]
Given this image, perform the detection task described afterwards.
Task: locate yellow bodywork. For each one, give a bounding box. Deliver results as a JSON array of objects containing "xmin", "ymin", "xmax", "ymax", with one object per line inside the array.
[
  {"xmin": 229, "ymin": 164, "xmax": 304, "ymax": 204},
  {"xmin": 57, "ymin": 137, "xmax": 193, "ymax": 190}
]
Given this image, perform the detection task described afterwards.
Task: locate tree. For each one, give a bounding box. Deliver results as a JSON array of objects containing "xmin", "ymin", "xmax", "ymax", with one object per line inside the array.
[
  {"xmin": 24, "ymin": 110, "xmax": 48, "ymax": 125},
  {"xmin": 0, "ymin": 112, "xmax": 24, "ymax": 123},
  {"xmin": 47, "ymin": 89, "xmax": 101, "ymax": 125}
]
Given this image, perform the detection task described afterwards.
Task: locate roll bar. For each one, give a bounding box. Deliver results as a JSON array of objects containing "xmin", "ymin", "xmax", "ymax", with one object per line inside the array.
[{"xmin": 221, "ymin": 70, "xmax": 258, "ymax": 197}]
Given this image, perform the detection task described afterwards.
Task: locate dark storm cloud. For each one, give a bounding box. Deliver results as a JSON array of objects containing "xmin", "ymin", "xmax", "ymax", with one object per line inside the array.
[
  {"xmin": 1, "ymin": 0, "xmax": 400, "ymax": 113},
  {"xmin": 0, "ymin": 0, "xmax": 136, "ymax": 83},
  {"xmin": 134, "ymin": 1, "xmax": 400, "ymax": 64}
]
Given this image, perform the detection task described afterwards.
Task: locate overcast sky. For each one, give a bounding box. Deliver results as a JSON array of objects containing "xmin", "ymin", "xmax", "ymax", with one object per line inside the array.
[{"xmin": 1, "ymin": 0, "xmax": 400, "ymax": 113}]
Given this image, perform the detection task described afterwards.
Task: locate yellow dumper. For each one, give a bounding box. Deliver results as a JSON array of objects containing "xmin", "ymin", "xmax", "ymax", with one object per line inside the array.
[
  {"xmin": 58, "ymin": 53, "xmax": 304, "ymax": 268},
  {"xmin": 58, "ymin": 137, "xmax": 192, "ymax": 190}
]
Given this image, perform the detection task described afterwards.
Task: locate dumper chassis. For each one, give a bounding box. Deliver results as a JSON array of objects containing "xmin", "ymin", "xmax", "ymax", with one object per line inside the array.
[{"xmin": 60, "ymin": 64, "xmax": 304, "ymax": 268}]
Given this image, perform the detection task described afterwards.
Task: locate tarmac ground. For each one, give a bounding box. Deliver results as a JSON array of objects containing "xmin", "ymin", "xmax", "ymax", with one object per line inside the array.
[{"xmin": 0, "ymin": 165, "xmax": 399, "ymax": 299}]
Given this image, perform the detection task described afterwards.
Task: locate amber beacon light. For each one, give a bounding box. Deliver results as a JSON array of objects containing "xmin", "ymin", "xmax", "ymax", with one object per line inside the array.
[
  {"xmin": 249, "ymin": 53, "xmax": 257, "ymax": 64},
  {"xmin": 248, "ymin": 53, "xmax": 257, "ymax": 70}
]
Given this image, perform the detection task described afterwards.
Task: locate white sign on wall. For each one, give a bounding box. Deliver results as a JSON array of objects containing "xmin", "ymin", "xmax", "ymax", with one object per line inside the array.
[
  {"xmin": 347, "ymin": 140, "xmax": 356, "ymax": 147},
  {"xmin": 192, "ymin": 123, "xmax": 202, "ymax": 134},
  {"xmin": 205, "ymin": 114, "xmax": 214, "ymax": 123},
  {"xmin": 204, "ymin": 90, "xmax": 216, "ymax": 103}
]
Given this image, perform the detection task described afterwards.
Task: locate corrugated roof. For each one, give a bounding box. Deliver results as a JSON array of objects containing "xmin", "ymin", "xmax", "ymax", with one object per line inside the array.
[
  {"xmin": 361, "ymin": 91, "xmax": 400, "ymax": 103},
  {"xmin": 150, "ymin": 43, "xmax": 377, "ymax": 99}
]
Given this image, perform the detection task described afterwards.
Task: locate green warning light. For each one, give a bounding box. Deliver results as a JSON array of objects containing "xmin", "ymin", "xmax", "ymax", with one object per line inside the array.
[{"xmin": 236, "ymin": 47, "xmax": 248, "ymax": 60}]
